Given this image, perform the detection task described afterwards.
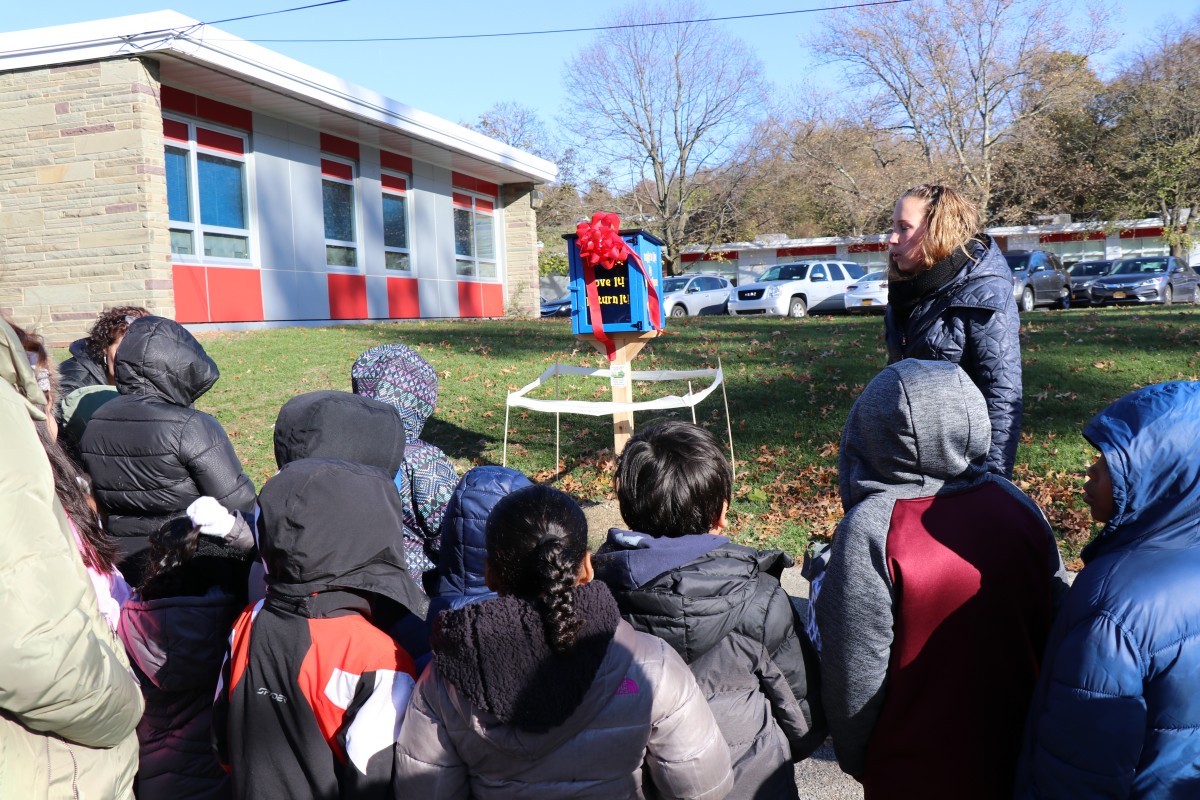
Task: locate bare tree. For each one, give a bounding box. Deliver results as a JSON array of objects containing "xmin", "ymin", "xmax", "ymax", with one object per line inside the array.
[
  {"xmin": 814, "ymin": 0, "xmax": 1110, "ymax": 218},
  {"xmin": 562, "ymin": 0, "xmax": 765, "ymax": 272},
  {"xmin": 1101, "ymin": 21, "xmax": 1200, "ymax": 257}
]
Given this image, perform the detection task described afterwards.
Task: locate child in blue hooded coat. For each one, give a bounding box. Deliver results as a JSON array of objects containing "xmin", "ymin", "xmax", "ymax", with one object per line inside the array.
[
  {"xmin": 1015, "ymin": 381, "xmax": 1200, "ymax": 799},
  {"xmin": 427, "ymin": 466, "xmax": 532, "ymax": 619}
]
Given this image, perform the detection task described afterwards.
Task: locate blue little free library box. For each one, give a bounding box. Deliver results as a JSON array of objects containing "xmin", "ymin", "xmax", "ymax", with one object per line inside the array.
[{"xmin": 563, "ymin": 228, "xmax": 665, "ymax": 336}]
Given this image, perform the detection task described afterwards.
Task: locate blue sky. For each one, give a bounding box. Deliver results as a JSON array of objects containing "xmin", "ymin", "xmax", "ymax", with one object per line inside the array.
[{"xmin": 4, "ymin": 0, "xmax": 1196, "ymax": 134}]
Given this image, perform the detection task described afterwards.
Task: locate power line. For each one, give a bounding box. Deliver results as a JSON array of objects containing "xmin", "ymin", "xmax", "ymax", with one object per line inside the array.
[
  {"xmin": 0, "ymin": 1, "xmax": 350, "ymax": 60},
  {"xmin": 204, "ymin": 0, "xmax": 350, "ymax": 26},
  {"xmin": 227, "ymin": 0, "xmax": 912, "ymax": 43}
]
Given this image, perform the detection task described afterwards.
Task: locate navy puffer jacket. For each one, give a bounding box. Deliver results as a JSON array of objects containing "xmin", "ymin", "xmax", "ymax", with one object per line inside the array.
[
  {"xmin": 1015, "ymin": 381, "xmax": 1200, "ymax": 798},
  {"xmin": 427, "ymin": 466, "xmax": 531, "ymax": 618},
  {"xmin": 119, "ymin": 586, "xmax": 245, "ymax": 800},
  {"xmin": 884, "ymin": 235, "xmax": 1022, "ymax": 476}
]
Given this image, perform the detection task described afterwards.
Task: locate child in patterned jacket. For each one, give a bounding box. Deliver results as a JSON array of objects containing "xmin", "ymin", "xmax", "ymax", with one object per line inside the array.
[{"xmin": 351, "ymin": 344, "xmax": 457, "ymax": 591}]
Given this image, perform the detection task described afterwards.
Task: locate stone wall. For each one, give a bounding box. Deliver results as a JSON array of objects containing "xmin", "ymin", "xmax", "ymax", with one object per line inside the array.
[
  {"xmin": 0, "ymin": 57, "xmax": 171, "ymax": 344},
  {"xmin": 500, "ymin": 182, "xmax": 539, "ymax": 317}
]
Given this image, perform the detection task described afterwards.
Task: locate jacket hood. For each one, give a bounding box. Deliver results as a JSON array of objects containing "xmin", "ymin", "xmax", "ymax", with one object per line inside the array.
[
  {"xmin": 273, "ymin": 390, "xmax": 406, "ymax": 473},
  {"xmin": 67, "ymin": 337, "xmax": 108, "ymax": 382},
  {"xmin": 350, "ymin": 344, "xmax": 438, "ymax": 442},
  {"xmin": 432, "ymin": 581, "xmax": 622, "ymax": 736},
  {"xmin": 593, "ymin": 528, "xmax": 729, "ymax": 591},
  {"xmin": 595, "ymin": 538, "xmax": 790, "ymax": 661},
  {"xmin": 433, "ymin": 466, "xmax": 532, "ymax": 598},
  {"xmin": 114, "ymin": 316, "xmax": 218, "ymax": 405},
  {"xmin": 0, "ymin": 319, "xmax": 47, "ymax": 421},
  {"xmin": 119, "ymin": 588, "xmax": 245, "ymax": 691},
  {"xmin": 1081, "ymin": 381, "xmax": 1200, "ymax": 560},
  {"xmin": 840, "ymin": 359, "xmax": 989, "ymax": 509},
  {"xmin": 257, "ymin": 458, "xmax": 428, "ymax": 616}
]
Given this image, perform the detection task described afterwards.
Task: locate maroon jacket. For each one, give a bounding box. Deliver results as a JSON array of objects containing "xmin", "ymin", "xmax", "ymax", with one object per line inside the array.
[{"xmin": 816, "ymin": 360, "xmax": 1067, "ymax": 798}]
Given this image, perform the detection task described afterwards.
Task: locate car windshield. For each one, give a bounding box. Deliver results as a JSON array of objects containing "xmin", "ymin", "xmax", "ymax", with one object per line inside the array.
[
  {"xmin": 1004, "ymin": 254, "xmax": 1030, "ymax": 272},
  {"xmin": 759, "ymin": 264, "xmax": 809, "ymax": 282},
  {"xmin": 1112, "ymin": 258, "xmax": 1168, "ymax": 275},
  {"xmin": 862, "ymin": 271, "xmax": 887, "ymax": 282},
  {"xmin": 663, "ymin": 277, "xmax": 690, "ymax": 293},
  {"xmin": 1069, "ymin": 262, "xmax": 1112, "ymax": 277}
]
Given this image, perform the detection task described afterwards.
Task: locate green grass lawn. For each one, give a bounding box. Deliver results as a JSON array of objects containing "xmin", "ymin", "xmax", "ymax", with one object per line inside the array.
[{"xmin": 185, "ymin": 305, "xmax": 1200, "ymax": 568}]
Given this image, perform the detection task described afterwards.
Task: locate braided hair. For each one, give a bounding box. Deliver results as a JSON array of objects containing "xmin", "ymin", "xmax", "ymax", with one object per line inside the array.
[{"xmin": 485, "ymin": 485, "xmax": 589, "ymax": 654}]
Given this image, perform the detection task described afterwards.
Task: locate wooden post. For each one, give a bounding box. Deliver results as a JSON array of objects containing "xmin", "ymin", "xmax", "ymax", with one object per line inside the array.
[{"xmin": 577, "ymin": 330, "xmax": 659, "ymax": 455}]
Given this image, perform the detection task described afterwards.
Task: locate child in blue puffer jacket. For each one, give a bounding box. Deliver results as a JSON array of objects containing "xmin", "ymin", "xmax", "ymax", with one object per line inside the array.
[
  {"xmin": 1015, "ymin": 381, "xmax": 1200, "ymax": 799},
  {"xmin": 427, "ymin": 466, "xmax": 532, "ymax": 620}
]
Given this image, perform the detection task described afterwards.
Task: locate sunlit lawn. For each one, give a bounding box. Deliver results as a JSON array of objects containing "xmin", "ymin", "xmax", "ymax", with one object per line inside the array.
[{"xmin": 188, "ymin": 305, "xmax": 1200, "ymax": 568}]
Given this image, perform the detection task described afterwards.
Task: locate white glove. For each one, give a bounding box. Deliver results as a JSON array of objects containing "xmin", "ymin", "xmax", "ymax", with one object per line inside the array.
[{"xmin": 187, "ymin": 496, "xmax": 237, "ymax": 538}]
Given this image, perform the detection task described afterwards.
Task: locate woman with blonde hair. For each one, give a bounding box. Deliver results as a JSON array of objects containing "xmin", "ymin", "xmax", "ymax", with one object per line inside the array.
[{"xmin": 884, "ymin": 183, "xmax": 1022, "ymax": 477}]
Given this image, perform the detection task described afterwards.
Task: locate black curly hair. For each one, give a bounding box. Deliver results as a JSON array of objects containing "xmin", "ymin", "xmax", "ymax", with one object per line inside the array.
[
  {"xmin": 139, "ymin": 516, "xmax": 252, "ymax": 602},
  {"xmin": 485, "ymin": 485, "xmax": 588, "ymax": 654},
  {"xmin": 84, "ymin": 306, "xmax": 149, "ymax": 366}
]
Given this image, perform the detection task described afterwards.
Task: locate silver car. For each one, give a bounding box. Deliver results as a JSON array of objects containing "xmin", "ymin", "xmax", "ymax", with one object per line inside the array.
[
  {"xmin": 845, "ymin": 271, "xmax": 889, "ymax": 313},
  {"xmin": 727, "ymin": 261, "xmax": 865, "ymax": 318},
  {"xmin": 662, "ymin": 274, "xmax": 733, "ymax": 317},
  {"xmin": 1089, "ymin": 256, "xmax": 1200, "ymax": 306}
]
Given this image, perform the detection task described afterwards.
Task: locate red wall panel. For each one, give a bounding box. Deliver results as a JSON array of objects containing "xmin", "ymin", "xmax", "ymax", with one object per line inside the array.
[
  {"xmin": 207, "ymin": 268, "xmax": 264, "ymax": 323},
  {"xmin": 173, "ymin": 265, "xmax": 209, "ymax": 323},
  {"xmin": 778, "ymin": 245, "xmax": 837, "ymax": 257},
  {"xmin": 320, "ymin": 133, "xmax": 359, "ymax": 160},
  {"xmin": 481, "ymin": 283, "xmax": 504, "ymax": 317},
  {"xmin": 380, "ymin": 151, "xmax": 413, "ymax": 173},
  {"xmin": 387, "ymin": 277, "xmax": 421, "ymax": 318},
  {"xmin": 458, "ymin": 281, "xmax": 483, "ymax": 318},
  {"xmin": 328, "ymin": 274, "xmax": 368, "ymax": 319}
]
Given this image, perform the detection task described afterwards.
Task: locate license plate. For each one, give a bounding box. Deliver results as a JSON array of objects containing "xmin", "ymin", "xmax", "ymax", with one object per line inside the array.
[
  {"xmin": 861, "ymin": 299, "xmax": 874, "ymax": 305},
  {"xmin": 1113, "ymin": 292, "xmax": 1126, "ymax": 298}
]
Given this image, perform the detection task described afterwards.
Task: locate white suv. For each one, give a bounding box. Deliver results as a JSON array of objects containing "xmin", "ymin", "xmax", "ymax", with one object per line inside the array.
[{"xmin": 727, "ymin": 261, "xmax": 865, "ymax": 318}]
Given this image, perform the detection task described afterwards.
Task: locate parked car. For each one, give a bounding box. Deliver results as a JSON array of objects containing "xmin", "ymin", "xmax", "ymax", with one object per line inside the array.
[
  {"xmin": 1003, "ymin": 250, "xmax": 1071, "ymax": 312},
  {"xmin": 844, "ymin": 270, "xmax": 889, "ymax": 313},
  {"xmin": 1067, "ymin": 260, "xmax": 1114, "ymax": 305},
  {"xmin": 1088, "ymin": 256, "xmax": 1200, "ymax": 306},
  {"xmin": 727, "ymin": 261, "xmax": 865, "ymax": 318},
  {"xmin": 540, "ymin": 295, "xmax": 571, "ymax": 318},
  {"xmin": 662, "ymin": 274, "xmax": 733, "ymax": 317}
]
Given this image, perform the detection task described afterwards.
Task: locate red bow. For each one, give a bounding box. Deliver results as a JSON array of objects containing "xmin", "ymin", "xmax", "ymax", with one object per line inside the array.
[
  {"xmin": 574, "ymin": 213, "xmax": 663, "ymax": 360},
  {"xmin": 575, "ymin": 212, "xmax": 627, "ymax": 271}
]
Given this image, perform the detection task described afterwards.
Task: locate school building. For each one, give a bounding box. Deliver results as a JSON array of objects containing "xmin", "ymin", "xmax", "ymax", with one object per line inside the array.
[
  {"xmin": 0, "ymin": 11, "xmax": 556, "ymax": 344},
  {"xmin": 681, "ymin": 221, "xmax": 1197, "ymax": 284}
]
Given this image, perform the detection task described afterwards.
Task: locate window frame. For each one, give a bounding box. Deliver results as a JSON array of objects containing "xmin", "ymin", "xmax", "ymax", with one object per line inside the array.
[
  {"xmin": 321, "ymin": 154, "xmax": 360, "ymax": 271},
  {"xmin": 452, "ymin": 189, "xmax": 499, "ymax": 281},
  {"xmin": 381, "ymin": 169, "xmax": 413, "ymax": 273},
  {"xmin": 163, "ymin": 114, "xmax": 253, "ymax": 265}
]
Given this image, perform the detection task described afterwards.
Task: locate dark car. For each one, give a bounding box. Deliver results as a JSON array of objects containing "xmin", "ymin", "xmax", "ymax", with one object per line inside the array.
[
  {"xmin": 1004, "ymin": 250, "xmax": 1071, "ymax": 312},
  {"xmin": 1067, "ymin": 260, "xmax": 1114, "ymax": 305},
  {"xmin": 540, "ymin": 295, "xmax": 571, "ymax": 318},
  {"xmin": 1088, "ymin": 256, "xmax": 1200, "ymax": 306}
]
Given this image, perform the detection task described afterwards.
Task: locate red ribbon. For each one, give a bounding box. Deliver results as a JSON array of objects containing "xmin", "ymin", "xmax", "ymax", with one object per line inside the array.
[{"xmin": 575, "ymin": 212, "xmax": 663, "ymax": 360}]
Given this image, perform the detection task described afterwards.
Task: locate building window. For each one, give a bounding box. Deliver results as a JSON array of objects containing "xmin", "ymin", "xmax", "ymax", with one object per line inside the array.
[
  {"xmin": 453, "ymin": 192, "xmax": 497, "ymax": 279},
  {"xmin": 382, "ymin": 172, "xmax": 411, "ymax": 271},
  {"xmin": 163, "ymin": 117, "xmax": 250, "ymax": 261},
  {"xmin": 322, "ymin": 157, "xmax": 358, "ymax": 268}
]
